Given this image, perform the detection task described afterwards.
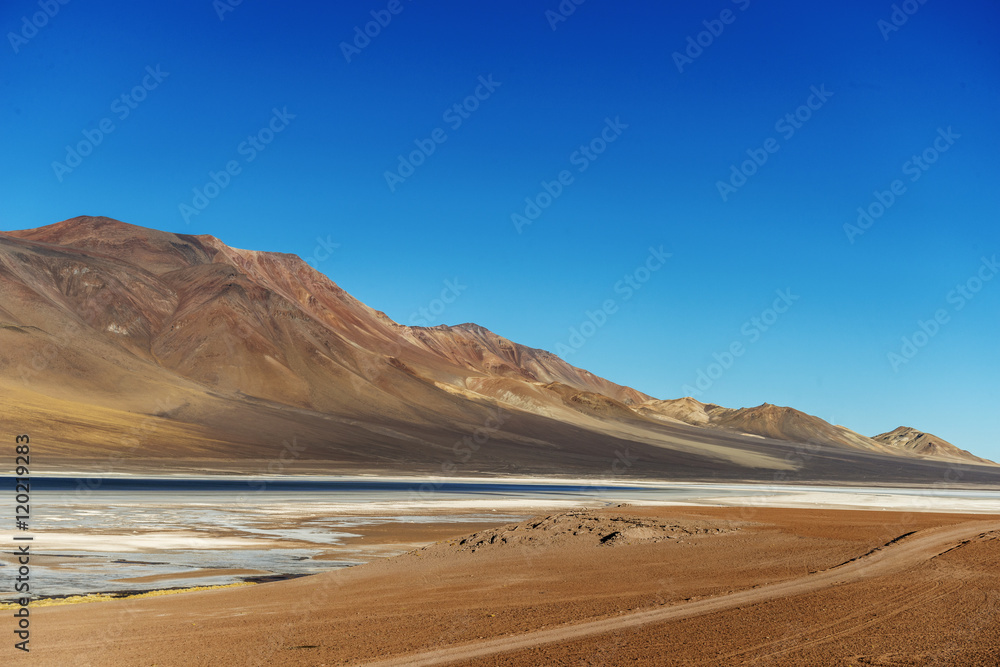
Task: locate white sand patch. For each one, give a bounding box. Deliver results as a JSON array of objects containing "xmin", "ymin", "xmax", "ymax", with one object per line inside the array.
[
  {"xmin": 241, "ymin": 499, "xmax": 593, "ymax": 516},
  {"xmin": 692, "ymin": 491, "xmax": 1000, "ymax": 513},
  {"xmin": 0, "ymin": 531, "xmax": 278, "ymax": 552}
]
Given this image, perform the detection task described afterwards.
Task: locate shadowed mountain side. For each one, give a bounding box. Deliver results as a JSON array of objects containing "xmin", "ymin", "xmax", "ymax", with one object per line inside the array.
[
  {"xmin": 5, "ymin": 376, "xmax": 999, "ymax": 485},
  {"xmin": 0, "ymin": 216, "xmax": 996, "ymax": 481}
]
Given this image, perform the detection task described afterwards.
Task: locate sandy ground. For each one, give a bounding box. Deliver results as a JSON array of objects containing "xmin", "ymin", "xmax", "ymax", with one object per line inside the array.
[{"xmin": 5, "ymin": 506, "xmax": 999, "ymax": 666}]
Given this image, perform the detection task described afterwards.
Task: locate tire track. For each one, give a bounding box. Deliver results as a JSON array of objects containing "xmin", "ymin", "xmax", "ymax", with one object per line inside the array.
[
  {"xmin": 701, "ymin": 578, "xmax": 944, "ymax": 664},
  {"xmin": 725, "ymin": 579, "xmax": 963, "ymax": 664},
  {"xmin": 710, "ymin": 530, "xmax": 981, "ymax": 664}
]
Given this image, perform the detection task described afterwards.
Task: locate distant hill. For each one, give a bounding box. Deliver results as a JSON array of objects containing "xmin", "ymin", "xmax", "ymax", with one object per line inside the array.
[{"xmin": 873, "ymin": 427, "xmax": 995, "ymax": 466}]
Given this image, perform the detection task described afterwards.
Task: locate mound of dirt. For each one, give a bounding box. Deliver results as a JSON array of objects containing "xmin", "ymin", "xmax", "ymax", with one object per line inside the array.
[{"xmin": 430, "ymin": 510, "xmax": 746, "ymax": 554}]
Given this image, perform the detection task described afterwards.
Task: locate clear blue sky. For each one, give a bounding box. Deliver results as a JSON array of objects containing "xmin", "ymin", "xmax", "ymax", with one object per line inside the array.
[{"xmin": 2, "ymin": 0, "xmax": 998, "ymax": 459}]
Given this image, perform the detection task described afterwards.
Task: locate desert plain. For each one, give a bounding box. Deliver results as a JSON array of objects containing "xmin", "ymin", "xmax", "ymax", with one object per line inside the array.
[{"xmin": 6, "ymin": 502, "xmax": 999, "ymax": 666}]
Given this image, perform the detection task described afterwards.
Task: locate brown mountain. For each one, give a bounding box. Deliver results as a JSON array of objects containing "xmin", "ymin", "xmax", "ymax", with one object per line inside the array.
[
  {"xmin": 873, "ymin": 427, "xmax": 994, "ymax": 465},
  {"xmin": 640, "ymin": 398, "xmax": 898, "ymax": 454},
  {"xmin": 0, "ymin": 216, "xmax": 995, "ymax": 483}
]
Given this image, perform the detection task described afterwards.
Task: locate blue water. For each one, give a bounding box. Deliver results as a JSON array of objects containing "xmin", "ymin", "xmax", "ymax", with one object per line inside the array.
[{"xmin": 3, "ymin": 476, "xmax": 641, "ymax": 494}]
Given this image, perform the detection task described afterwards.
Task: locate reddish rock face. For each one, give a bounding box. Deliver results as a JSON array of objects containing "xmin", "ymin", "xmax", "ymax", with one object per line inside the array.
[
  {"xmin": 0, "ymin": 216, "xmax": 993, "ymax": 475},
  {"xmin": 1, "ymin": 217, "xmax": 646, "ymax": 415}
]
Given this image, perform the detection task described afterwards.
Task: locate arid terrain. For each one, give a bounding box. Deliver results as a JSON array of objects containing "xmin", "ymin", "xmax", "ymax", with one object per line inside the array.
[
  {"xmin": 6, "ymin": 1, "xmax": 996, "ymax": 665},
  {"xmin": 8, "ymin": 506, "xmax": 999, "ymax": 666},
  {"xmin": 2, "ymin": 217, "xmax": 998, "ymax": 665},
  {"xmin": 0, "ymin": 216, "xmax": 996, "ymax": 484}
]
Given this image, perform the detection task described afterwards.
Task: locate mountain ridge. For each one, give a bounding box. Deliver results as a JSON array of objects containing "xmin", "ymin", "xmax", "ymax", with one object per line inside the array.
[{"xmin": 0, "ymin": 216, "xmax": 995, "ymax": 478}]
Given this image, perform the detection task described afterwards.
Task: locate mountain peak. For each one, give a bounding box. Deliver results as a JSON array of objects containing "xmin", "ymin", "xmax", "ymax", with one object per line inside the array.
[{"xmin": 6, "ymin": 215, "xmax": 146, "ymax": 240}]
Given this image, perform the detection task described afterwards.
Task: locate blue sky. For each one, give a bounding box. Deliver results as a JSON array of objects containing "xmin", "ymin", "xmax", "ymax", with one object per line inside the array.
[{"xmin": 2, "ymin": 0, "xmax": 998, "ymax": 459}]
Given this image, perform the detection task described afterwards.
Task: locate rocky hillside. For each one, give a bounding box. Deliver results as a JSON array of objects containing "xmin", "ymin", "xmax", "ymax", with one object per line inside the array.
[{"xmin": 874, "ymin": 427, "xmax": 994, "ymax": 465}]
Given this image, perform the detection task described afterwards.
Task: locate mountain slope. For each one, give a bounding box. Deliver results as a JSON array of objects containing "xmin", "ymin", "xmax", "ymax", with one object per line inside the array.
[
  {"xmin": 874, "ymin": 427, "xmax": 993, "ymax": 465},
  {"xmin": 0, "ymin": 216, "xmax": 995, "ymax": 480},
  {"xmin": 641, "ymin": 398, "xmax": 895, "ymax": 453}
]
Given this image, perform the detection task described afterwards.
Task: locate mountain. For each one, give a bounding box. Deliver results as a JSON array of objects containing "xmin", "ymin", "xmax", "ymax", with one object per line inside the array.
[
  {"xmin": 873, "ymin": 427, "xmax": 994, "ymax": 465},
  {"xmin": 640, "ymin": 398, "xmax": 897, "ymax": 454},
  {"xmin": 0, "ymin": 216, "xmax": 996, "ymax": 483}
]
